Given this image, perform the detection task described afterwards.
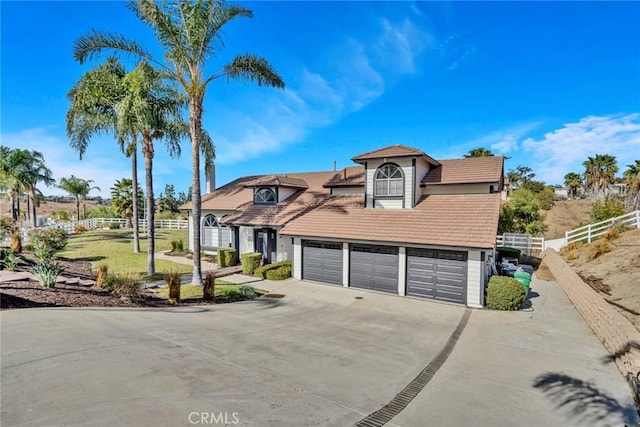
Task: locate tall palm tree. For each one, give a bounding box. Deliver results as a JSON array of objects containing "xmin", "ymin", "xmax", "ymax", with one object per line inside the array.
[
  {"xmin": 111, "ymin": 178, "xmax": 143, "ymax": 228},
  {"xmin": 22, "ymin": 151, "xmax": 55, "ymax": 227},
  {"xmin": 563, "ymin": 172, "xmax": 583, "ymax": 199},
  {"xmin": 79, "ymin": 180, "xmax": 101, "ymax": 220},
  {"xmin": 59, "ymin": 175, "xmax": 91, "ymax": 221},
  {"xmin": 583, "ymin": 154, "xmax": 618, "ymax": 202},
  {"xmin": 73, "ymin": 0, "xmax": 285, "ymax": 284},
  {"xmin": 623, "ymin": 160, "xmax": 640, "ymax": 210},
  {"xmin": 464, "ymin": 147, "xmax": 495, "ymax": 158}
]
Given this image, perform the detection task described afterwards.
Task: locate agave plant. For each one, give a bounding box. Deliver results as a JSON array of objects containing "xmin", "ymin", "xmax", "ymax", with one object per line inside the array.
[{"xmin": 31, "ymin": 262, "xmax": 64, "ymax": 288}]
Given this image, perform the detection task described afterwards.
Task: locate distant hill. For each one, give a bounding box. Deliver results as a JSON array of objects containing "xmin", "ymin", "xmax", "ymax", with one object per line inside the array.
[{"xmin": 543, "ymin": 199, "xmax": 592, "ymax": 239}]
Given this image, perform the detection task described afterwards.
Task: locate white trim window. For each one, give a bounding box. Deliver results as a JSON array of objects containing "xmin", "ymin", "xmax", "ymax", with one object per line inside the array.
[
  {"xmin": 202, "ymin": 214, "xmax": 220, "ymax": 247},
  {"xmin": 255, "ymin": 187, "xmax": 276, "ymax": 204},
  {"xmin": 375, "ymin": 164, "xmax": 403, "ymax": 196}
]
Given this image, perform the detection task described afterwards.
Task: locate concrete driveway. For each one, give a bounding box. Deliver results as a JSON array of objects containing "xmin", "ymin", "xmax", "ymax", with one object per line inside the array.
[{"xmin": 1, "ymin": 277, "xmax": 638, "ymax": 426}]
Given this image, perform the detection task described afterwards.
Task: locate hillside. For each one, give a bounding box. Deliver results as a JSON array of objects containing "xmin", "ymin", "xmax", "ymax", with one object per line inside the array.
[
  {"xmin": 543, "ymin": 199, "xmax": 592, "ymax": 239},
  {"xmin": 563, "ymin": 228, "xmax": 640, "ymax": 330},
  {"xmin": 0, "ymin": 198, "xmax": 101, "ymax": 222}
]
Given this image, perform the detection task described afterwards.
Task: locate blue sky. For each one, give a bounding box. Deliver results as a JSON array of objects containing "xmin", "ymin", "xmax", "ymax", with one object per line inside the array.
[{"xmin": 2, "ymin": 1, "xmax": 639, "ymax": 198}]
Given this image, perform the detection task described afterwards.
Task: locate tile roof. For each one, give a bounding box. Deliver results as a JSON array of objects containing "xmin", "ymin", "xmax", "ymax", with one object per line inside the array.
[
  {"xmin": 242, "ymin": 175, "xmax": 309, "ymax": 189},
  {"xmin": 217, "ymin": 171, "xmax": 337, "ymax": 227},
  {"xmin": 351, "ymin": 144, "xmax": 440, "ymax": 166},
  {"xmin": 323, "ymin": 166, "xmax": 365, "ymax": 187},
  {"xmin": 421, "ymin": 156, "xmax": 504, "ymax": 185},
  {"xmin": 281, "ymin": 193, "xmax": 501, "ymax": 249}
]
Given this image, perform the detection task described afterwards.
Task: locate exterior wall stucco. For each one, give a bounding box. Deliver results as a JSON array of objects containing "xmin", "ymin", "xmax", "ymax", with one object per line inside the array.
[
  {"xmin": 466, "ymin": 250, "xmax": 483, "ymax": 308},
  {"xmin": 239, "ymin": 226, "xmax": 254, "ymax": 255},
  {"xmin": 365, "ymin": 158, "xmax": 414, "ymax": 209},
  {"xmin": 423, "ymin": 182, "xmax": 497, "ymax": 196},
  {"xmin": 332, "ymin": 186, "xmax": 364, "ymax": 196},
  {"xmin": 276, "ymin": 231, "xmax": 293, "ymax": 262},
  {"xmin": 293, "ymin": 237, "xmax": 302, "ymax": 279}
]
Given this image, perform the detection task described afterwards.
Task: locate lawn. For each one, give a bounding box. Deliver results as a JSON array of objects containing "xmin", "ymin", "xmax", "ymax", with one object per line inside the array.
[
  {"xmin": 154, "ymin": 282, "xmax": 240, "ymax": 299},
  {"xmin": 58, "ymin": 229, "xmax": 192, "ymax": 276}
]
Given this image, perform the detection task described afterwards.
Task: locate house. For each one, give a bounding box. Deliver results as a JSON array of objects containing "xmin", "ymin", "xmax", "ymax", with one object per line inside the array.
[{"xmin": 185, "ymin": 145, "xmax": 504, "ymax": 308}]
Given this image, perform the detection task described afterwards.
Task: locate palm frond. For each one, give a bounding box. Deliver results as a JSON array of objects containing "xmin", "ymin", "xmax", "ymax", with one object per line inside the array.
[
  {"xmin": 73, "ymin": 30, "xmax": 150, "ymax": 65},
  {"xmin": 220, "ymin": 53, "xmax": 285, "ymax": 89}
]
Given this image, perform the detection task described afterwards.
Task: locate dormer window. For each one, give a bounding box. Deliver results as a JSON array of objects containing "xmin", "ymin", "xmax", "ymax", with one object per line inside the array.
[
  {"xmin": 254, "ymin": 187, "xmax": 276, "ymax": 204},
  {"xmin": 375, "ymin": 164, "xmax": 404, "ymax": 197}
]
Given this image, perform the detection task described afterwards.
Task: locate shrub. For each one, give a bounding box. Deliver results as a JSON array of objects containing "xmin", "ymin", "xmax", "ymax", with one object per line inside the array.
[
  {"xmin": 224, "ymin": 249, "xmax": 237, "ymax": 267},
  {"xmin": 170, "ymin": 240, "xmax": 184, "ymax": 253},
  {"xmin": 265, "ymin": 265, "xmax": 292, "ymax": 281},
  {"xmin": 486, "ymin": 276, "xmax": 526, "ymax": 310},
  {"xmin": 0, "ymin": 248, "xmax": 19, "ymax": 271},
  {"xmin": 103, "ymin": 273, "xmax": 142, "ymax": 298},
  {"xmin": 95, "ymin": 263, "xmax": 109, "ymax": 288},
  {"xmin": 74, "ymin": 224, "xmax": 88, "ymax": 233},
  {"xmin": 221, "ymin": 285, "xmax": 257, "ymax": 300},
  {"xmin": 28, "ymin": 228, "xmax": 67, "ymax": 262},
  {"xmin": 203, "ymin": 271, "xmax": 215, "ymax": 302},
  {"xmin": 31, "ymin": 262, "xmax": 64, "ymax": 288},
  {"xmin": 86, "ymin": 206, "xmax": 115, "ymax": 218},
  {"xmin": 164, "ymin": 270, "xmax": 182, "ymax": 303},
  {"xmin": 217, "ymin": 249, "xmax": 228, "ymax": 268},
  {"xmin": 108, "ymin": 222, "xmax": 121, "ymax": 230},
  {"xmin": 565, "ymin": 250, "xmax": 578, "ymax": 261},
  {"xmin": 602, "ymin": 227, "xmax": 620, "ymax": 242},
  {"xmin": 10, "ymin": 232, "xmax": 22, "ymax": 253},
  {"xmin": 560, "ymin": 241, "xmax": 584, "ymax": 255},
  {"xmin": 588, "ymin": 240, "xmax": 612, "ymax": 260},
  {"xmin": 0, "ymin": 216, "xmax": 13, "ymax": 241},
  {"xmin": 254, "ymin": 260, "xmax": 292, "ymax": 279},
  {"xmin": 241, "ymin": 252, "xmax": 262, "ymax": 275},
  {"xmin": 591, "ymin": 197, "xmax": 625, "ymax": 223}
]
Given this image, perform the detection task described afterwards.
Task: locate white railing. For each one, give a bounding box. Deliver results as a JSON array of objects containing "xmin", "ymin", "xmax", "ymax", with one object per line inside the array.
[
  {"xmin": 26, "ymin": 217, "xmax": 188, "ymax": 235},
  {"xmin": 496, "ymin": 233, "xmax": 544, "ymax": 255},
  {"xmin": 565, "ymin": 210, "xmax": 640, "ymax": 244}
]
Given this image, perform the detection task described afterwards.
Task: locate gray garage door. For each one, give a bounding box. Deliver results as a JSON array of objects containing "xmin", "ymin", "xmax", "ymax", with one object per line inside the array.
[
  {"xmin": 302, "ymin": 240, "xmax": 343, "ymax": 285},
  {"xmin": 350, "ymin": 244, "xmax": 399, "ymax": 293},
  {"xmin": 406, "ymin": 248, "xmax": 467, "ymax": 304}
]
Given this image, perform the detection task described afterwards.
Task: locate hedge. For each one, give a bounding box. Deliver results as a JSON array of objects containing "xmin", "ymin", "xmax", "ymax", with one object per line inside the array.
[
  {"xmin": 224, "ymin": 249, "xmax": 237, "ymax": 266},
  {"xmin": 254, "ymin": 260, "xmax": 292, "ymax": 279},
  {"xmin": 486, "ymin": 276, "xmax": 526, "ymax": 310},
  {"xmin": 241, "ymin": 252, "xmax": 262, "ymax": 275},
  {"xmin": 265, "ymin": 265, "xmax": 292, "ymax": 281},
  {"xmin": 218, "ymin": 249, "xmax": 228, "ymax": 268}
]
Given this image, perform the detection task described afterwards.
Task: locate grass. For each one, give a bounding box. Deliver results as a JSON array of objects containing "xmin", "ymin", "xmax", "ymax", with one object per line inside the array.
[
  {"xmin": 58, "ymin": 229, "xmax": 192, "ymax": 276},
  {"xmin": 154, "ymin": 281, "xmax": 242, "ymax": 299}
]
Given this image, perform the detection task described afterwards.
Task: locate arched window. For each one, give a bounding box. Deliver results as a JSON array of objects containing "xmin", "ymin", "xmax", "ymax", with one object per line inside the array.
[
  {"xmin": 255, "ymin": 188, "xmax": 276, "ymax": 204},
  {"xmin": 203, "ymin": 215, "xmax": 218, "ymax": 227},
  {"xmin": 202, "ymin": 215, "xmax": 219, "ymax": 247},
  {"xmin": 375, "ymin": 164, "xmax": 404, "ymax": 196}
]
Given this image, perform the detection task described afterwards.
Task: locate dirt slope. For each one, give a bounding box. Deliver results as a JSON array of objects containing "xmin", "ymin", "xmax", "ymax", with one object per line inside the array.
[
  {"xmin": 543, "ymin": 199, "xmax": 592, "ymax": 239},
  {"xmin": 0, "ymin": 199, "xmax": 100, "ymax": 221},
  {"xmin": 564, "ymin": 228, "xmax": 640, "ymax": 329}
]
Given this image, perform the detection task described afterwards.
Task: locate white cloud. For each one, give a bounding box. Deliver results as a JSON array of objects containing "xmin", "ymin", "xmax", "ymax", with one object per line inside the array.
[{"xmin": 522, "ymin": 114, "xmax": 640, "ymax": 183}]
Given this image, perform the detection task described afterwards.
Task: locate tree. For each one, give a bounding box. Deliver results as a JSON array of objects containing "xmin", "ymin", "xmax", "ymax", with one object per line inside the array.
[
  {"xmin": 158, "ymin": 184, "xmax": 179, "ymax": 214},
  {"xmin": 0, "ymin": 147, "xmax": 55, "ymax": 226},
  {"xmin": 583, "ymin": 154, "xmax": 618, "ymax": 202},
  {"xmin": 67, "ymin": 58, "xmax": 188, "ymax": 275},
  {"xmin": 79, "ymin": 180, "xmax": 101, "ymax": 220},
  {"xmin": 74, "ymin": 0, "xmax": 285, "ymax": 284},
  {"xmin": 59, "ymin": 175, "xmax": 96, "ymax": 221},
  {"xmin": 563, "ymin": 172, "xmax": 583, "ymax": 199},
  {"xmin": 464, "ymin": 147, "xmax": 495, "ymax": 158},
  {"xmin": 498, "ymin": 188, "xmax": 548, "ymax": 236},
  {"xmin": 623, "ymin": 160, "xmax": 640, "ymax": 210},
  {"xmin": 111, "ymin": 178, "xmax": 143, "ymax": 228},
  {"xmin": 507, "ymin": 165, "xmax": 535, "ymax": 191}
]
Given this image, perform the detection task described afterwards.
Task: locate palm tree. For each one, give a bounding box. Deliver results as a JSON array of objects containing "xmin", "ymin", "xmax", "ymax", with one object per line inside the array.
[
  {"xmin": 59, "ymin": 175, "xmax": 91, "ymax": 221},
  {"xmin": 623, "ymin": 160, "xmax": 640, "ymax": 210},
  {"xmin": 79, "ymin": 180, "xmax": 101, "ymax": 220},
  {"xmin": 583, "ymin": 154, "xmax": 618, "ymax": 202},
  {"xmin": 464, "ymin": 147, "xmax": 495, "ymax": 158},
  {"xmin": 563, "ymin": 172, "xmax": 583, "ymax": 199},
  {"xmin": 111, "ymin": 178, "xmax": 143, "ymax": 228},
  {"xmin": 73, "ymin": 0, "xmax": 285, "ymax": 283}
]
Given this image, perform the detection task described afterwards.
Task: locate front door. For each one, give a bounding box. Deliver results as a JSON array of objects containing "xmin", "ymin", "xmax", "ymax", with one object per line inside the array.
[{"xmin": 255, "ymin": 228, "xmax": 277, "ymax": 264}]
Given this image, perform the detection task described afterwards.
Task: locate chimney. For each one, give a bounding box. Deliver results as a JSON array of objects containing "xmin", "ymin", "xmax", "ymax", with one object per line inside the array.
[
  {"xmin": 205, "ymin": 163, "xmax": 215, "ymax": 193},
  {"xmin": 343, "ymin": 168, "xmax": 347, "ymax": 180},
  {"xmin": 333, "ymin": 160, "xmax": 337, "ymax": 171}
]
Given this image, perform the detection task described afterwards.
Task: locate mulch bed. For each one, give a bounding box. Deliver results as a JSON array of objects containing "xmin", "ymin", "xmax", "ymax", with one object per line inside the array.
[{"xmin": 0, "ymin": 251, "xmax": 250, "ymax": 310}]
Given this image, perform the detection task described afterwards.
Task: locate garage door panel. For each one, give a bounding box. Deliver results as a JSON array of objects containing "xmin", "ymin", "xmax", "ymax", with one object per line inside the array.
[
  {"xmin": 407, "ymin": 249, "xmax": 467, "ymax": 304},
  {"xmin": 350, "ymin": 245, "xmax": 398, "ymax": 293},
  {"xmin": 302, "ymin": 241, "xmax": 343, "ymax": 285}
]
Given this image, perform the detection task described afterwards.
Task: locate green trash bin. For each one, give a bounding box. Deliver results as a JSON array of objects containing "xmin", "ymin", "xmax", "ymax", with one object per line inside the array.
[{"xmin": 514, "ymin": 271, "xmax": 532, "ymax": 296}]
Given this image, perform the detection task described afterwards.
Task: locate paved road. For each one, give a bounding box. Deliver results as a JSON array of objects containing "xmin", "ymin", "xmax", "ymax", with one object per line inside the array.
[{"xmin": 1, "ymin": 277, "xmax": 637, "ymax": 426}]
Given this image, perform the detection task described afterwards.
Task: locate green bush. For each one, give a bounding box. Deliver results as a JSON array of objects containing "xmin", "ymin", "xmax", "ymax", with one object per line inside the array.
[
  {"xmin": 86, "ymin": 206, "xmax": 116, "ymax": 219},
  {"xmin": 221, "ymin": 285, "xmax": 258, "ymax": 300},
  {"xmin": 217, "ymin": 249, "xmax": 228, "ymax": 268},
  {"xmin": 254, "ymin": 260, "xmax": 292, "ymax": 279},
  {"xmin": 108, "ymin": 222, "xmax": 121, "ymax": 230},
  {"xmin": 31, "ymin": 261, "xmax": 64, "ymax": 288},
  {"xmin": 486, "ymin": 276, "xmax": 526, "ymax": 310},
  {"xmin": 591, "ymin": 197, "xmax": 625, "ymax": 223},
  {"xmin": 265, "ymin": 265, "xmax": 292, "ymax": 281},
  {"xmin": 0, "ymin": 248, "xmax": 19, "ymax": 271},
  {"xmin": 224, "ymin": 249, "xmax": 237, "ymax": 266},
  {"xmin": 0, "ymin": 216, "xmax": 13, "ymax": 241},
  {"xmin": 103, "ymin": 273, "xmax": 142, "ymax": 298},
  {"xmin": 170, "ymin": 240, "xmax": 184, "ymax": 253},
  {"xmin": 27, "ymin": 228, "xmax": 68, "ymax": 262},
  {"xmin": 497, "ymin": 247, "xmax": 521, "ymax": 262},
  {"xmin": 241, "ymin": 252, "xmax": 262, "ymax": 275}
]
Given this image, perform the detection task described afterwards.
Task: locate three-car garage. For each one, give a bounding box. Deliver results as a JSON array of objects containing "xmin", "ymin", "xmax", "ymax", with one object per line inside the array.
[{"xmin": 301, "ymin": 240, "xmax": 470, "ymax": 305}]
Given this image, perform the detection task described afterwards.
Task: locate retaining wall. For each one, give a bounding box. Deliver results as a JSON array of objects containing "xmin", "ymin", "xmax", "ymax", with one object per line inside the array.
[{"xmin": 543, "ymin": 249, "xmax": 640, "ymax": 401}]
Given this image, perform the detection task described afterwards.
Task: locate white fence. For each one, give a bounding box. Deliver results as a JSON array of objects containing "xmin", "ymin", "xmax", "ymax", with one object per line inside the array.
[
  {"xmin": 23, "ymin": 217, "xmax": 188, "ymax": 235},
  {"xmin": 565, "ymin": 210, "xmax": 640, "ymax": 244},
  {"xmin": 496, "ymin": 233, "xmax": 544, "ymax": 255}
]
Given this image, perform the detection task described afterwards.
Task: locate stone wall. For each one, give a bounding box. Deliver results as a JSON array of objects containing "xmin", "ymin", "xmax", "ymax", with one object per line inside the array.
[{"xmin": 543, "ymin": 249, "xmax": 640, "ymax": 402}]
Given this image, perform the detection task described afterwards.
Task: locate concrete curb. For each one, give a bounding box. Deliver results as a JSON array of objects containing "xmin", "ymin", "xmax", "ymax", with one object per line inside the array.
[{"xmin": 543, "ymin": 249, "xmax": 640, "ymax": 402}]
